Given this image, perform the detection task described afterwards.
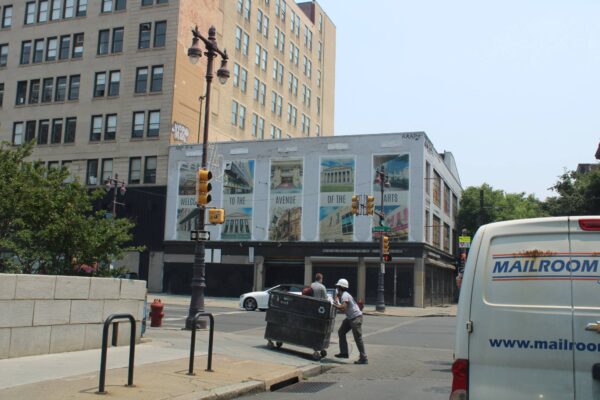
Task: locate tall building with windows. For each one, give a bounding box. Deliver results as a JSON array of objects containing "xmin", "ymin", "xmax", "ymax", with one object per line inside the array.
[{"xmin": 0, "ymin": 0, "xmax": 335, "ymax": 277}]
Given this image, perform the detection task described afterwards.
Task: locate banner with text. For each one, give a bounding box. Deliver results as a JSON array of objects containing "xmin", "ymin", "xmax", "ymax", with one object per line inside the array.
[
  {"xmin": 373, "ymin": 154, "xmax": 410, "ymax": 240},
  {"xmin": 222, "ymin": 160, "xmax": 255, "ymax": 240},
  {"xmin": 319, "ymin": 157, "xmax": 355, "ymax": 241},
  {"xmin": 268, "ymin": 159, "xmax": 303, "ymax": 241},
  {"xmin": 176, "ymin": 161, "xmax": 201, "ymax": 240}
]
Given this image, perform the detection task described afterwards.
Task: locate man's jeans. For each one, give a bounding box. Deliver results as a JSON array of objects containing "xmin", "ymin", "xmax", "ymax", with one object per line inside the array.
[{"xmin": 338, "ymin": 315, "xmax": 367, "ymax": 360}]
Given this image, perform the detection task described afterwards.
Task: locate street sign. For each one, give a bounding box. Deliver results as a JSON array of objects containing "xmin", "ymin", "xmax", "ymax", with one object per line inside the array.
[
  {"xmin": 459, "ymin": 236, "xmax": 471, "ymax": 248},
  {"xmin": 372, "ymin": 226, "xmax": 391, "ymax": 232},
  {"xmin": 190, "ymin": 230, "xmax": 210, "ymax": 241}
]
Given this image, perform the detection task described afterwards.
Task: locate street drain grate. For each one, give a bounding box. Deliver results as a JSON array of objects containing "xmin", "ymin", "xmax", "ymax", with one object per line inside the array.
[{"xmin": 275, "ymin": 381, "xmax": 335, "ymax": 393}]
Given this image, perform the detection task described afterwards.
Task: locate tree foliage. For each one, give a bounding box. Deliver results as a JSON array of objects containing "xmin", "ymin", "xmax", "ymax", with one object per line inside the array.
[
  {"xmin": 458, "ymin": 184, "xmax": 547, "ymax": 236},
  {"xmin": 543, "ymin": 168, "xmax": 600, "ymax": 216},
  {"xmin": 0, "ymin": 142, "xmax": 139, "ymax": 275}
]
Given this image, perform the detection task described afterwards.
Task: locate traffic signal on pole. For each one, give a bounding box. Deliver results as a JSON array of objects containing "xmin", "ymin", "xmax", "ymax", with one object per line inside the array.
[
  {"xmin": 197, "ymin": 169, "xmax": 213, "ymax": 205},
  {"xmin": 351, "ymin": 195, "xmax": 359, "ymax": 215},
  {"xmin": 382, "ymin": 235, "xmax": 391, "ymax": 262},
  {"xmin": 208, "ymin": 208, "xmax": 225, "ymax": 224},
  {"xmin": 366, "ymin": 195, "xmax": 375, "ymax": 215}
]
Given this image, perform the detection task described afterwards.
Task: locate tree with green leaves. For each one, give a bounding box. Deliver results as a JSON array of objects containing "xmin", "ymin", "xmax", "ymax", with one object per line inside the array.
[
  {"xmin": 0, "ymin": 142, "xmax": 139, "ymax": 276},
  {"xmin": 543, "ymin": 168, "xmax": 600, "ymax": 216},
  {"xmin": 458, "ymin": 184, "xmax": 547, "ymax": 236}
]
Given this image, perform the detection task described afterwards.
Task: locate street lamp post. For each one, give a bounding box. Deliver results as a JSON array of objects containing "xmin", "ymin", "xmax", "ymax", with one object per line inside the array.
[
  {"xmin": 374, "ymin": 165, "xmax": 389, "ymax": 312},
  {"xmin": 185, "ymin": 25, "xmax": 229, "ymax": 330}
]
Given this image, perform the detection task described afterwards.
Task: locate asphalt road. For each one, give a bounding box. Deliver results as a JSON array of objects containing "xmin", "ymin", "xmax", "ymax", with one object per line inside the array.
[{"xmin": 158, "ymin": 303, "xmax": 455, "ymax": 400}]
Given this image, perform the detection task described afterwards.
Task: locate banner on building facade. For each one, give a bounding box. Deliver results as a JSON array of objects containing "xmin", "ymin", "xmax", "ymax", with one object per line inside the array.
[
  {"xmin": 373, "ymin": 154, "xmax": 410, "ymax": 240},
  {"xmin": 319, "ymin": 157, "xmax": 355, "ymax": 242},
  {"xmin": 268, "ymin": 159, "xmax": 303, "ymax": 241},
  {"xmin": 176, "ymin": 161, "xmax": 202, "ymax": 240},
  {"xmin": 222, "ymin": 160, "xmax": 255, "ymax": 240}
]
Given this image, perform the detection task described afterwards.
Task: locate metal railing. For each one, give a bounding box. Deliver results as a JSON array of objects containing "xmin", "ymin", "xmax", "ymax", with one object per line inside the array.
[
  {"xmin": 188, "ymin": 312, "xmax": 215, "ymax": 375},
  {"xmin": 98, "ymin": 313, "xmax": 136, "ymax": 394}
]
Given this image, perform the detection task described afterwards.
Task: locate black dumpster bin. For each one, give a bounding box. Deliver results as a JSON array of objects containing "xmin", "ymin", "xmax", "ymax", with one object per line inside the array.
[{"xmin": 264, "ymin": 290, "xmax": 336, "ymax": 360}]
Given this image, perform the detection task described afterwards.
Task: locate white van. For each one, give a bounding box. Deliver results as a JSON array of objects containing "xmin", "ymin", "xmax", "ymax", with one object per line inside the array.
[{"xmin": 451, "ymin": 217, "xmax": 600, "ymax": 400}]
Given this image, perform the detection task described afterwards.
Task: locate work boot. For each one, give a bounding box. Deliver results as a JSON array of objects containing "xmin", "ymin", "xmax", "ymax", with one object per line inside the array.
[
  {"xmin": 354, "ymin": 358, "xmax": 368, "ymax": 365},
  {"xmin": 334, "ymin": 353, "xmax": 349, "ymax": 359}
]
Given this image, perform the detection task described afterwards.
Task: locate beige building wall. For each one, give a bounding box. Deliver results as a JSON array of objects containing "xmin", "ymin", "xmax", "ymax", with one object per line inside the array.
[{"xmin": 0, "ymin": 0, "xmax": 335, "ymax": 186}]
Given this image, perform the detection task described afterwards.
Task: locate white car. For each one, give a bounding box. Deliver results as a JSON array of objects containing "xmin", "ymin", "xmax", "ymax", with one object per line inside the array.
[{"xmin": 239, "ymin": 284, "xmax": 304, "ymax": 311}]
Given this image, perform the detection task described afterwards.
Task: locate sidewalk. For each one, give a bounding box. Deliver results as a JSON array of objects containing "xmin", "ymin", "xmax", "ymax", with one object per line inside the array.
[{"xmin": 0, "ymin": 295, "xmax": 455, "ymax": 400}]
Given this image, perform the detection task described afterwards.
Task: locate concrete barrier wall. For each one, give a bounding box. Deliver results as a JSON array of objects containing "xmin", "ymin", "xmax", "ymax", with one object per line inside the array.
[{"xmin": 0, "ymin": 274, "xmax": 147, "ymax": 359}]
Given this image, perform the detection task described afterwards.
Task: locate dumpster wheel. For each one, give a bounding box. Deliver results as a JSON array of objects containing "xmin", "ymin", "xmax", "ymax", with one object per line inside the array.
[
  {"xmin": 312, "ymin": 351, "xmax": 322, "ymax": 361},
  {"xmin": 320, "ymin": 350, "xmax": 327, "ymax": 357},
  {"xmin": 276, "ymin": 341, "xmax": 283, "ymax": 348}
]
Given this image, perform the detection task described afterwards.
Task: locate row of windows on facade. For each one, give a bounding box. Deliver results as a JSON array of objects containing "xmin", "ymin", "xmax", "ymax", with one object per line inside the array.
[
  {"xmin": 425, "ymin": 162, "xmax": 458, "ymax": 216},
  {"xmin": 11, "ymin": 64, "xmax": 162, "ymax": 106},
  {"xmin": 230, "ymin": 100, "xmax": 318, "ymax": 138},
  {"xmin": 86, "ymin": 155, "xmax": 157, "ymax": 186},
  {"xmin": 14, "ymin": 0, "xmax": 167, "ymax": 27},
  {"xmin": 11, "ymin": 110, "xmax": 160, "ymax": 145},
  {"xmin": 232, "ymin": 64, "xmax": 321, "ymax": 115},
  {"xmin": 234, "ymin": 25, "xmax": 320, "ymax": 82},
  {"xmin": 425, "ymin": 211, "xmax": 454, "ymax": 252},
  {"xmin": 0, "ymin": 21, "xmax": 166, "ymax": 68},
  {"xmin": 236, "ymin": 0, "xmax": 321, "ymax": 55}
]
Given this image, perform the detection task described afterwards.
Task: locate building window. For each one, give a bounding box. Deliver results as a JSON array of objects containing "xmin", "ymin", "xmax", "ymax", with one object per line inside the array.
[
  {"xmin": 433, "ymin": 171, "xmax": 441, "ymax": 207},
  {"xmin": 13, "ymin": 122, "xmax": 24, "ymax": 145},
  {"xmin": 64, "ymin": 0, "xmax": 75, "ymax": 18},
  {"xmin": 112, "ymin": 27, "xmax": 124, "ymax": 53},
  {"xmin": 51, "ymin": 0, "xmax": 61, "ymax": 20},
  {"xmin": 90, "ymin": 115, "xmax": 102, "ymax": 141},
  {"xmin": 46, "ymin": 37, "xmax": 57, "ymax": 61},
  {"xmin": 135, "ymin": 67, "xmax": 148, "ymax": 93},
  {"xmin": 150, "ymin": 65, "xmax": 163, "ymax": 92},
  {"xmin": 97, "ymin": 29, "xmax": 109, "ymax": 55},
  {"xmin": 38, "ymin": 0, "xmax": 49, "ymax": 22},
  {"xmin": 147, "ymin": 110, "xmax": 160, "ymax": 136},
  {"xmin": 25, "ymin": 120, "xmax": 36, "ymax": 142},
  {"xmin": 42, "ymin": 78, "xmax": 54, "ymax": 102},
  {"xmin": 33, "ymin": 39, "xmax": 44, "ymax": 63},
  {"xmin": 233, "ymin": 63, "xmax": 239, "ymax": 87},
  {"xmin": 37, "ymin": 120, "xmax": 49, "ymax": 145},
  {"xmin": 143, "ymin": 156, "xmax": 157, "ymax": 183},
  {"xmin": 72, "ymin": 33, "xmax": 84, "ymax": 58},
  {"xmin": 16, "ymin": 81, "xmax": 27, "ymax": 105},
  {"xmin": 108, "ymin": 70, "xmax": 120, "ymax": 96},
  {"xmin": 138, "ymin": 23, "xmax": 151, "ymax": 48},
  {"xmin": 59, "ymin": 35, "xmax": 70, "ymax": 59},
  {"xmin": 68, "ymin": 74, "xmax": 80, "ymax": 100},
  {"xmin": 242, "ymin": 32, "xmax": 249, "ymax": 56},
  {"xmin": 2, "ymin": 5, "xmax": 12, "ymax": 28},
  {"xmin": 243, "ymin": 0, "xmax": 251, "ymax": 20},
  {"xmin": 64, "ymin": 117, "xmax": 76, "ymax": 143},
  {"xmin": 154, "ymin": 21, "xmax": 166, "ymax": 47},
  {"xmin": 77, "ymin": 0, "xmax": 87, "ymax": 16},
  {"xmin": 0, "ymin": 82, "xmax": 3, "ymax": 107},
  {"xmin": 101, "ymin": 159, "xmax": 113, "ymax": 183},
  {"xmin": 251, "ymin": 113, "xmax": 258, "ymax": 137},
  {"xmin": 25, "ymin": 2, "xmax": 36, "ymax": 25},
  {"xmin": 86, "ymin": 159, "xmax": 98, "ymax": 185},
  {"xmin": 231, "ymin": 101, "xmax": 238, "ymax": 125},
  {"xmin": 55, "ymin": 76, "xmax": 67, "ymax": 101},
  {"xmin": 132, "ymin": 111, "xmax": 144, "ymax": 137},
  {"xmin": 20, "ymin": 41, "xmax": 32, "ymax": 64},
  {"xmin": 432, "ymin": 215, "xmax": 441, "ymax": 248},
  {"xmin": 94, "ymin": 72, "xmax": 106, "ymax": 97},
  {"xmin": 128, "ymin": 157, "xmax": 141, "ymax": 184},
  {"xmin": 240, "ymin": 68, "xmax": 247, "ymax": 92},
  {"xmin": 51, "ymin": 118, "xmax": 63, "ymax": 143},
  {"xmin": 105, "ymin": 114, "xmax": 117, "ymax": 140},
  {"xmin": 29, "ymin": 79, "xmax": 40, "ymax": 104}
]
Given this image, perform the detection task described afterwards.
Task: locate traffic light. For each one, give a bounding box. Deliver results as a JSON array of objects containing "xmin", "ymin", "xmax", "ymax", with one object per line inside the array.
[
  {"xmin": 208, "ymin": 208, "xmax": 225, "ymax": 224},
  {"xmin": 382, "ymin": 235, "xmax": 391, "ymax": 262},
  {"xmin": 351, "ymin": 195, "xmax": 359, "ymax": 215},
  {"xmin": 366, "ymin": 195, "xmax": 375, "ymax": 215},
  {"xmin": 197, "ymin": 169, "xmax": 213, "ymax": 205}
]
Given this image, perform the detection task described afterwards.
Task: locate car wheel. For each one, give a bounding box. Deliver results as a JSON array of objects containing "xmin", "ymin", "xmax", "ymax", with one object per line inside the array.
[{"xmin": 244, "ymin": 297, "xmax": 257, "ymax": 311}]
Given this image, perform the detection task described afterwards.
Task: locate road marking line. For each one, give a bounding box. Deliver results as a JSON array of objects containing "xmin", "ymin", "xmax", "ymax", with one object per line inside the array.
[{"xmin": 363, "ymin": 319, "xmax": 420, "ymax": 338}]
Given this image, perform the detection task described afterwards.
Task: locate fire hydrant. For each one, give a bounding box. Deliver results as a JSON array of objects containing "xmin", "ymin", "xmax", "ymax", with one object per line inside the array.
[{"xmin": 149, "ymin": 299, "xmax": 164, "ymax": 327}]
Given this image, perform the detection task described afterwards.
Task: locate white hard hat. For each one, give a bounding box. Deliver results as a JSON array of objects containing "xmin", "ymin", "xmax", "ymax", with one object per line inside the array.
[{"xmin": 335, "ymin": 278, "xmax": 349, "ymax": 288}]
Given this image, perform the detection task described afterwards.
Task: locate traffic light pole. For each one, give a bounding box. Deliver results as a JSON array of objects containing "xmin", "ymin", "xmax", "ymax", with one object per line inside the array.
[
  {"xmin": 376, "ymin": 165, "xmax": 386, "ymax": 313},
  {"xmin": 185, "ymin": 26, "xmax": 229, "ymax": 331}
]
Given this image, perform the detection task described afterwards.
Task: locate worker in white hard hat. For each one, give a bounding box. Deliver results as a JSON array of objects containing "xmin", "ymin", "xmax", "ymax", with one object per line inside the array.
[{"xmin": 332, "ymin": 278, "xmax": 368, "ymax": 364}]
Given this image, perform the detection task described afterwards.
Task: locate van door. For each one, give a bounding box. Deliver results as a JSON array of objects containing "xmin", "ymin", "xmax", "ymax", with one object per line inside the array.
[
  {"xmin": 468, "ymin": 219, "xmax": 574, "ymax": 399},
  {"xmin": 570, "ymin": 217, "xmax": 600, "ymax": 399}
]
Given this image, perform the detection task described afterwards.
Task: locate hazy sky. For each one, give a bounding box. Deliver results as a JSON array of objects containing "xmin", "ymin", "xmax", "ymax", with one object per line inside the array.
[{"xmin": 316, "ymin": 0, "xmax": 600, "ymax": 199}]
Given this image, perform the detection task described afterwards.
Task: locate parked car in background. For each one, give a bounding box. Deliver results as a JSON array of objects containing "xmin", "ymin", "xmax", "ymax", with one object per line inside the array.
[{"xmin": 239, "ymin": 284, "xmax": 304, "ymax": 311}]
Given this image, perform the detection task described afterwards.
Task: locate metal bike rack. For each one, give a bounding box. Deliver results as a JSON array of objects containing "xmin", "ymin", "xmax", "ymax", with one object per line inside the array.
[
  {"xmin": 98, "ymin": 313, "xmax": 136, "ymax": 394},
  {"xmin": 188, "ymin": 312, "xmax": 215, "ymax": 375}
]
